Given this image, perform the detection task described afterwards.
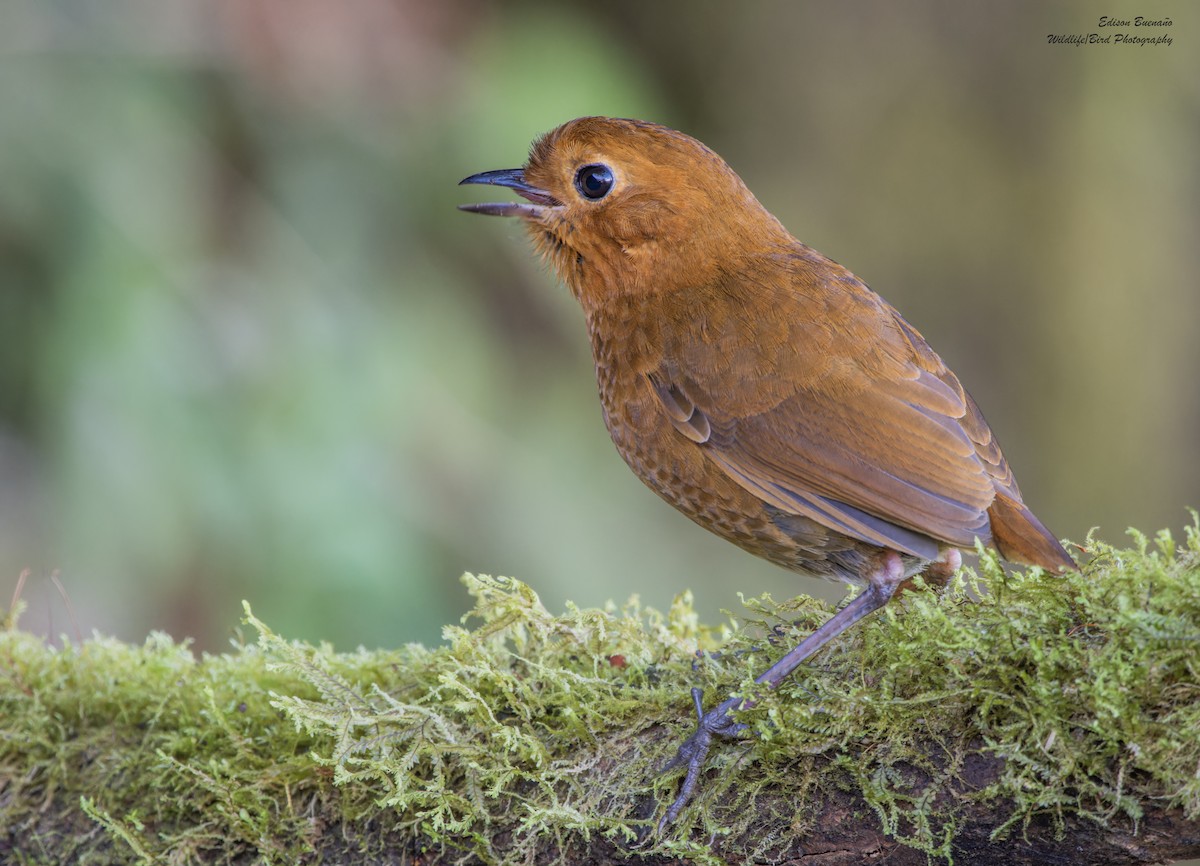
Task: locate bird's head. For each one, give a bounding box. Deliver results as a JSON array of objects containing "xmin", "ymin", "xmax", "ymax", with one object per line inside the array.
[{"xmin": 459, "ymin": 116, "xmax": 788, "ymax": 308}]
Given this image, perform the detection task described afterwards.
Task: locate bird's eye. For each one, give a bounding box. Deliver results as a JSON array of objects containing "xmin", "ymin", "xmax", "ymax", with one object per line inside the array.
[{"xmin": 574, "ymin": 164, "xmax": 614, "ymax": 200}]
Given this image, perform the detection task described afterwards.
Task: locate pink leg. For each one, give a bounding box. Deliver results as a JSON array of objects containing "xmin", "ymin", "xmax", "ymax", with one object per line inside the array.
[{"xmin": 922, "ymin": 547, "xmax": 962, "ymax": 586}]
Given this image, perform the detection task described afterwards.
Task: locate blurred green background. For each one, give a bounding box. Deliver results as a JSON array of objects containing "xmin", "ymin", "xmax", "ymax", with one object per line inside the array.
[{"xmin": 1, "ymin": 1, "xmax": 1197, "ymax": 655}]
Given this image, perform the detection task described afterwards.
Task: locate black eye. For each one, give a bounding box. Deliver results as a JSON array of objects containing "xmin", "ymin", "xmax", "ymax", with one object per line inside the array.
[{"xmin": 574, "ymin": 164, "xmax": 614, "ymax": 200}]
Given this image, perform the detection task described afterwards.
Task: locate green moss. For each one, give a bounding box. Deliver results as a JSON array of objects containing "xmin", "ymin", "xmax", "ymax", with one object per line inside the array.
[{"xmin": 2, "ymin": 519, "xmax": 1199, "ymax": 864}]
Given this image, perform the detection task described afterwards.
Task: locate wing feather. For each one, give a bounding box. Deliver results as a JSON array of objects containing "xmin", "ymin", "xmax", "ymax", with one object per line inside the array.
[{"xmin": 645, "ymin": 268, "xmax": 1008, "ymax": 556}]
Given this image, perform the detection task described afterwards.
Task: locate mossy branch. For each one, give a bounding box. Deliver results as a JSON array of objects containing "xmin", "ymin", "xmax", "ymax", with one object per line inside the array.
[{"xmin": 3, "ymin": 521, "xmax": 1200, "ymax": 865}]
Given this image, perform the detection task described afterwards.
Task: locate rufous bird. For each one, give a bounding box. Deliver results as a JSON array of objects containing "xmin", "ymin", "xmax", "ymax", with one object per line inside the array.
[{"xmin": 458, "ymin": 116, "xmax": 1075, "ymax": 829}]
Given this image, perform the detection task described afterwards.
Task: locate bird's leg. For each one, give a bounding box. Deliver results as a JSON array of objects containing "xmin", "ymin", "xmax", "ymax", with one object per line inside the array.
[
  {"xmin": 657, "ymin": 550, "xmax": 906, "ymax": 830},
  {"xmin": 892, "ymin": 547, "xmax": 964, "ymax": 602},
  {"xmin": 922, "ymin": 547, "xmax": 962, "ymax": 586}
]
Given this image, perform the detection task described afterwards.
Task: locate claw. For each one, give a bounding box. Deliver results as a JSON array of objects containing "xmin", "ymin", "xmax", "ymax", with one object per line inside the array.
[{"xmin": 657, "ymin": 693, "xmax": 748, "ymax": 831}]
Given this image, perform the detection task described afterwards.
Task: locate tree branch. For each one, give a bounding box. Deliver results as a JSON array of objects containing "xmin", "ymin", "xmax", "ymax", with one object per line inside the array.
[{"xmin": 2, "ymin": 524, "xmax": 1199, "ymax": 865}]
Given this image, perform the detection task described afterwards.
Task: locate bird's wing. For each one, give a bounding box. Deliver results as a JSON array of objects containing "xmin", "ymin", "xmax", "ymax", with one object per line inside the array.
[{"xmin": 646, "ymin": 282, "xmax": 1008, "ymax": 559}]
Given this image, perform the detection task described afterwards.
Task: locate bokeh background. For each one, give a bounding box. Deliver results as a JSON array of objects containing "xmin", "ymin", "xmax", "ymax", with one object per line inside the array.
[{"xmin": 1, "ymin": 1, "xmax": 1197, "ymax": 656}]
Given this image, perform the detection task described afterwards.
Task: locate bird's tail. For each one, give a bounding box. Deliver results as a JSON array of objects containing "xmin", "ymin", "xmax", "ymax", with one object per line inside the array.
[{"xmin": 988, "ymin": 490, "xmax": 1077, "ymax": 572}]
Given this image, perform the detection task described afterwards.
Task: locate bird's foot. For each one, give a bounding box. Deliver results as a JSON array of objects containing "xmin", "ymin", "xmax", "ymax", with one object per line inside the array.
[{"xmin": 657, "ymin": 688, "xmax": 748, "ymax": 832}]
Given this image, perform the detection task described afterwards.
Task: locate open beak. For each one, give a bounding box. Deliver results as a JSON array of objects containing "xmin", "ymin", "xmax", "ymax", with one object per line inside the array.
[{"xmin": 458, "ymin": 168, "xmax": 559, "ymax": 217}]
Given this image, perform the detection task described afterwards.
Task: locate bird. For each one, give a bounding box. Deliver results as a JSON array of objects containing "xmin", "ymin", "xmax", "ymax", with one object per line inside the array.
[{"xmin": 458, "ymin": 116, "xmax": 1076, "ymax": 830}]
